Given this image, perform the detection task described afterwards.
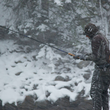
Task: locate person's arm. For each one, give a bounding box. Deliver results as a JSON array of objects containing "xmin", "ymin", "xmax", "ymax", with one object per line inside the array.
[{"xmin": 85, "ymin": 36, "xmax": 102, "ymax": 62}]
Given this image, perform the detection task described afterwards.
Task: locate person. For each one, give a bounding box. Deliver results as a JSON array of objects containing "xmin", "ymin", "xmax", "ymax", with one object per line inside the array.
[{"xmin": 74, "ymin": 23, "xmax": 110, "ymax": 110}]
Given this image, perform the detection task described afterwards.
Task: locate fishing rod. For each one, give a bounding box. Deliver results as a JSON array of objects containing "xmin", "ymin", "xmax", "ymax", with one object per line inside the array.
[{"xmin": 0, "ymin": 25, "xmax": 76, "ymax": 57}]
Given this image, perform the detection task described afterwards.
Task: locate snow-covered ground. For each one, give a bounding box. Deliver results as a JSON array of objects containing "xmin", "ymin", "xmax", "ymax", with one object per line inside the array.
[
  {"xmin": 0, "ymin": 1, "xmax": 93, "ymax": 106},
  {"xmin": 0, "ymin": 0, "xmax": 110, "ymax": 108},
  {"xmin": 0, "ymin": 39, "xmax": 94, "ymax": 106}
]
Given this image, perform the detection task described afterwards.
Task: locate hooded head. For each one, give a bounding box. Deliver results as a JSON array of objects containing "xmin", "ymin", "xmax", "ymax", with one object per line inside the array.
[{"xmin": 83, "ymin": 23, "xmax": 99, "ymax": 38}]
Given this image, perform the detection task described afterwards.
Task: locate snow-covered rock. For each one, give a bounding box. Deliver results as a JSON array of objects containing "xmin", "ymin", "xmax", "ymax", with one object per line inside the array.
[{"xmin": 0, "ymin": 38, "xmax": 94, "ymax": 106}]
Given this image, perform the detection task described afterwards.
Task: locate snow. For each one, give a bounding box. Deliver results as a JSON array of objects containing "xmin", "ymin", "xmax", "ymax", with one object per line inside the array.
[
  {"xmin": 54, "ymin": 0, "xmax": 63, "ymax": 6},
  {"xmin": 0, "ymin": 39, "xmax": 93, "ymax": 106},
  {"xmin": 36, "ymin": 24, "xmax": 49, "ymax": 32},
  {"xmin": 65, "ymin": 0, "xmax": 71, "ymax": 3},
  {"xmin": 54, "ymin": 0, "xmax": 71, "ymax": 5},
  {"xmin": 0, "ymin": 0, "xmax": 110, "ymax": 108}
]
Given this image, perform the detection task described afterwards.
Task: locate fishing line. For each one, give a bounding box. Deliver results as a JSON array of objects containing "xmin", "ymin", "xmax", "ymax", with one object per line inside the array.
[{"xmin": 0, "ymin": 26, "xmax": 75, "ymax": 57}]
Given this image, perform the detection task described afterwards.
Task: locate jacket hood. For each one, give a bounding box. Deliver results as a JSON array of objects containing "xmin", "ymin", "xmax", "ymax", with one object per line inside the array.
[{"xmin": 83, "ymin": 23, "xmax": 99, "ymax": 38}]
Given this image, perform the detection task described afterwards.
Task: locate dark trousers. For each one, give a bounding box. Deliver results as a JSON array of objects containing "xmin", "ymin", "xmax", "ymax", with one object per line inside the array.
[{"xmin": 90, "ymin": 66, "xmax": 110, "ymax": 110}]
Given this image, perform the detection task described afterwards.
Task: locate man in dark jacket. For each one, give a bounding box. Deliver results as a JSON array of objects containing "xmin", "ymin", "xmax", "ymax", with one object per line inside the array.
[{"xmin": 75, "ymin": 23, "xmax": 110, "ymax": 110}]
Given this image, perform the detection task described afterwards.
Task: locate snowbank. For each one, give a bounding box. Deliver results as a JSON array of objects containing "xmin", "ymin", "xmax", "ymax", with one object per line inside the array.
[{"xmin": 0, "ymin": 39, "xmax": 93, "ymax": 106}]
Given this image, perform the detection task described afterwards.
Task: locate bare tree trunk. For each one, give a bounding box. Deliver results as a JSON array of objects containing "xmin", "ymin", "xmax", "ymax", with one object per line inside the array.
[{"xmin": 41, "ymin": 0, "xmax": 49, "ymax": 24}]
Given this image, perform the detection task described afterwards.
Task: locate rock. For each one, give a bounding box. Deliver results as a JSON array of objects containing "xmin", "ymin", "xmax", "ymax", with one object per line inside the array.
[
  {"xmin": 33, "ymin": 72, "xmax": 37, "ymax": 74},
  {"xmin": 65, "ymin": 75, "xmax": 70, "ymax": 81},
  {"xmin": 74, "ymin": 82, "xmax": 78, "ymax": 86},
  {"xmin": 54, "ymin": 76, "xmax": 65, "ymax": 81},
  {"xmin": 51, "ymin": 72, "xmax": 61, "ymax": 74},
  {"xmin": 17, "ymin": 96, "xmax": 35, "ymax": 110},
  {"xmin": 15, "ymin": 71, "xmax": 22, "ymax": 76},
  {"xmin": 35, "ymin": 100, "xmax": 52, "ymax": 109},
  {"xmin": 3, "ymin": 103, "xmax": 17, "ymax": 110},
  {"xmin": 0, "ymin": 100, "xmax": 2, "ymax": 110},
  {"xmin": 83, "ymin": 73, "xmax": 91, "ymax": 80},
  {"xmin": 32, "ymin": 84, "xmax": 38, "ymax": 90},
  {"xmin": 15, "ymin": 61, "xmax": 23, "ymax": 64},
  {"xmin": 25, "ymin": 46, "xmax": 31, "ymax": 53},
  {"xmin": 54, "ymin": 75, "xmax": 70, "ymax": 81},
  {"xmin": 77, "ymin": 61, "xmax": 90, "ymax": 69},
  {"xmin": 1, "ymin": 95, "xmax": 93, "ymax": 110}
]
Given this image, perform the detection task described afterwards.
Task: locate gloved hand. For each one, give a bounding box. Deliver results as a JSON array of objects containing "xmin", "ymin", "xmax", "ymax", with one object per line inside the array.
[
  {"xmin": 73, "ymin": 55, "xmax": 80, "ymax": 59},
  {"xmin": 73, "ymin": 55, "xmax": 86, "ymax": 60}
]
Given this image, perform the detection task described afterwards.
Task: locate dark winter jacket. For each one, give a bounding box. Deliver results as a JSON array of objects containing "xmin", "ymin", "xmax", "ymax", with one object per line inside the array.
[{"xmin": 86, "ymin": 33, "xmax": 110, "ymax": 66}]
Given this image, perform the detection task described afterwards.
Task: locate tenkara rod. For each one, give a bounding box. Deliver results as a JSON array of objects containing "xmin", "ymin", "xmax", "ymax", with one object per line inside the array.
[{"xmin": 0, "ymin": 26, "xmax": 75, "ymax": 57}]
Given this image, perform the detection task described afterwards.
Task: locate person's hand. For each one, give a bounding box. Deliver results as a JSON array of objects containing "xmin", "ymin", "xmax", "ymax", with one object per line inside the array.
[
  {"xmin": 73, "ymin": 55, "xmax": 80, "ymax": 59},
  {"xmin": 73, "ymin": 55, "xmax": 86, "ymax": 60}
]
